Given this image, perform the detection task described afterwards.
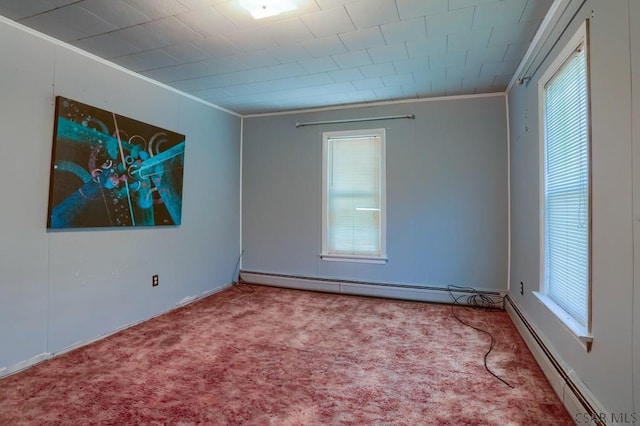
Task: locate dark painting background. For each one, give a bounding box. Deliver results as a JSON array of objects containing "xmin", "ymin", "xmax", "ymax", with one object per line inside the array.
[{"xmin": 47, "ymin": 96, "xmax": 186, "ymax": 229}]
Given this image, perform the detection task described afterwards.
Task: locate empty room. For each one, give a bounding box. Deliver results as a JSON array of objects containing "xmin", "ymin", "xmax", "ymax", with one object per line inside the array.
[{"xmin": 0, "ymin": 0, "xmax": 638, "ymax": 424}]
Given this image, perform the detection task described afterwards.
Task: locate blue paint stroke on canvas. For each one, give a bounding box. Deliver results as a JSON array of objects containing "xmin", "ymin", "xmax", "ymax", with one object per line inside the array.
[{"xmin": 47, "ymin": 97, "xmax": 186, "ymax": 229}]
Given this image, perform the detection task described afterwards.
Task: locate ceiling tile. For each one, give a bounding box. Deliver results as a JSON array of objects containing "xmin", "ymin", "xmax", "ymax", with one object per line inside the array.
[
  {"xmin": 431, "ymin": 77, "xmax": 463, "ymax": 94},
  {"xmin": 381, "ymin": 17, "xmax": 426, "ymax": 44},
  {"xmin": 324, "ymin": 81, "xmax": 356, "ymax": 93},
  {"xmin": 189, "ymin": 87, "xmax": 232, "ymax": 100},
  {"xmin": 328, "ymin": 67, "xmax": 364, "ymax": 82},
  {"xmin": 428, "ymin": 51, "xmax": 467, "ymax": 69},
  {"xmin": 344, "ymin": 0, "xmax": 399, "ymax": 29},
  {"xmin": 449, "ymin": 0, "xmax": 498, "ymax": 11},
  {"xmin": 175, "ymin": 6, "xmax": 236, "ymax": 38},
  {"xmin": 3, "ymin": 0, "xmax": 57, "ymax": 20},
  {"xmin": 298, "ymin": 56, "xmax": 340, "ymax": 73},
  {"xmin": 168, "ymin": 75, "xmax": 228, "ymax": 92},
  {"xmin": 503, "ymin": 42, "xmax": 529, "ymax": 61},
  {"xmin": 446, "ymin": 63, "xmax": 482, "ymax": 80},
  {"xmin": 331, "ymin": 50, "xmax": 372, "ymax": 68},
  {"xmin": 256, "ymin": 62, "xmax": 308, "ymax": 81},
  {"xmin": 169, "ymin": 71, "xmax": 250, "ymax": 91},
  {"xmin": 488, "ymin": 22, "xmax": 539, "ymax": 47},
  {"xmin": 412, "ymin": 67, "xmax": 446, "ymax": 82},
  {"xmin": 223, "ymin": 28, "xmax": 279, "ymax": 51},
  {"xmin": 237, "ymin": 50, "xmax": 280, "ymax": 68},
  {"xmin": 405, "ymin": 35, "xmax": 448, "ymax": 58},
  {"xmin": 367, "ymin": 44, "xmax": 408, "ymax": 63},
  {"xmin": 339, "ymin": 27, "xmax": 385, "ymax": 51},
  {"xmin": 71, "ymin": 33, "xmax": 141, "ymax": 58},
  {"xmin": 143, "ymin": 56, "xmax": 246, "ymax": 82},
  {"xmin": 302, "ymin": 35, "xmax": 348, "ymax": 58},
  {"xmin": 300, "ymin": 6, "xmax": 355, "ymax": 38},
  {"xmin": 479, "ymin": 59, "xmax": 519, "ymax": 76},
  {"xmin": 111, "ymin": 25, "xmax": 167, "ymax": 51},
  {"xmin": 464, "ymin": 73, "xmax": 498, "ymax": 88},
  {"xmin": 347, "ymin": 89, "xmax": 377, "ymax": 102},
  {"xmin": 426, "ymin": 7, "xmax": 474, "ymax": 37},
  {"xmin": 19, "ymin": 13, "xmax": 86, "ymax": 42},
  {"xmin": 392, "ymin": 57, "xmax": 429, "ymax": 74},
  {"xmin": 359, "ymin": 62, "xmax": 396, "ymax": 78},
  {"xmin": 473, "ymin": 0, "xmax": 528, "ymax": 30},
  {"xmin": 123, "ymin": 0, "xmax": 188, "ymax": 19},
  {"xmin": 492, "ymin": 73, "xmax": 513, "ymax": 87},
  {"xmin": 395, "ymin": 0, "xmax": 447, "ymax": 20},
  {"xmin": 267, "ymin": 45, "xmax": 313, "ymax": 63},
  {"xmin": 381, "ymin": 73, "xmax": 414, "ymax": 87},
  {"xmin": 352, "ymin": 77, "xmax": 385, "ymax": 90},
  {"xmin": 111, "ymin": 49, "xmax": 180, "ymax": 71},
  {"xmin": 520, "ymin": 0, "xmax": 553, "ymax": 23},
  {"xmin": 175, "ymin": 0, "xmax": 220, "ymax": 10},
  {"xmin": 373, "ymin": 86, "xmax": 402, "ymax": 99},
  {"xmin": 161, "ymin": 42, "xmax": 210, "ymax": 62},
  {"xmin": 290, "ymin": 72, "xmax": 336, "ymax": 88},
  {"xmin": 79, "ymin": 0, "xmax": 152, "ymax": 28},
  {"xmin": 446, "ymin": 29, "xmax": 492, "ymax": 52},
  {"xmin": 188, "ymin": 35, "xmax": 239, "ymax": 57},
  {"xmin": 262, "ymin": 18, "xmax": 315, "ymax": 46},
  {"xmin": 140, "ymin": 16, "xmax": 203, "ymax": 46},
  {"xmin": 466, "ymin": 46, "xmax": 507, "ymax": 64}
]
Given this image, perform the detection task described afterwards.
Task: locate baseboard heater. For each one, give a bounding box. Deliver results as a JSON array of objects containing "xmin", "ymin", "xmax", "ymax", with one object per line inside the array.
[
  {"xmin": 504, "ymin": 295, "xmax": 605, "ymax": 426},
  {"xmin": 239, "ymin": 271, "xmax": 505, "ymax": 306}
]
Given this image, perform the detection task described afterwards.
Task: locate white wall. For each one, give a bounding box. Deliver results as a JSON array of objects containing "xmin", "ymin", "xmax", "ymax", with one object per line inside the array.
[
  {"xmin": 242, "ymin": 96, "xmax": 508, "ymax": 292},
  {"xmin": 508, "ymin": 0, "xmax": 636, "ymax": 416},
  {"xmin": 0, "ymin": 17, "xmax": 241, "ymax": 374}
]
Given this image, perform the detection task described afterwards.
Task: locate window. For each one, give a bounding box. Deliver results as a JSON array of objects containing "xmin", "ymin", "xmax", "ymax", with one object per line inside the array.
[
  {"xmin": 535, "ymin": 21, "xmax": 592, "ymax": 346},
  {"xmin": 321, "ymin": 128, "xmax": 386, "ymax": 263}
]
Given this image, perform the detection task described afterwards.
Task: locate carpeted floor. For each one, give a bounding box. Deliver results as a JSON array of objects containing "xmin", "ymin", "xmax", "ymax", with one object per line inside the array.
[{"xmin": 0, "ymin": 284, "xmax": 572, "ymax": 425}]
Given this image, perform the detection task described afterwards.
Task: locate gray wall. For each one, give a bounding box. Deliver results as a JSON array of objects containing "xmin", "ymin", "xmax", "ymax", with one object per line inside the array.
[
  {"xmin": 0, "ymin": 18, "xmax": 240, "ymax": 374},
  {"xmin": 508, "ymin": 0, "xmax": 636, "ymax": 414},
  {"xmin": 243, "ymin": 95, "xmax": 507, "ymax": 291},
  {"xmin": 632, "ymin": 0, "xmax": 640, "ymax": 413}
]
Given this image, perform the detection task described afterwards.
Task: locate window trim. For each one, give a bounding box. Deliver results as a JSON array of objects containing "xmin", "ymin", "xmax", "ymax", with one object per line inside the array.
[
  {"xmin": 321, "ymin": 128, "xmax": 387, "ymax": 264},
  {"xmin": 537, "ymin": 20, "xmax": 593, "ymax": 349}
]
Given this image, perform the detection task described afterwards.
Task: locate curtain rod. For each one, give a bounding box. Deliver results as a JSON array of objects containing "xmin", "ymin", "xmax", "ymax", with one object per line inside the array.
[{"xmin": 295, "ymin": 114, "xmax": 415, "ymax": 128}]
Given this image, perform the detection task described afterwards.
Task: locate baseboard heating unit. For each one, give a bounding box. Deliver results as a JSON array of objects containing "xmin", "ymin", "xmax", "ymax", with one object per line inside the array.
[{"xmin": 239, "ymin": 271, "xmax": 505, "ymax": 307}]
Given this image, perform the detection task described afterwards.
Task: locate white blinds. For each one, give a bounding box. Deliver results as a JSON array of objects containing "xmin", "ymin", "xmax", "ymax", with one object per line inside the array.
[
  {"xmin": 326, "ymin": 135, "xmax": 382, "ymax": 256},
  {"xmin": 543, "ymin": 45, "xmax": 589, "ymax": 327}
]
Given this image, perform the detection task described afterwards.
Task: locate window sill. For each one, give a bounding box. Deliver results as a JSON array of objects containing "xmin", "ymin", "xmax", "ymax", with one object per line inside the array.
[
  {"xmin": 533, "ymin": 291, "xmax": 593, "ymax": 351},
  {"xmin": 320, "ymin": 254, "xmax": 388, "ymax": 264}
]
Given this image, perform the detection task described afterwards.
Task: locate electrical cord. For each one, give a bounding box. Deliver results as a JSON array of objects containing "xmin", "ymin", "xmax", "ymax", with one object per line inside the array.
[
  {"xmin": 447, "ymin": 285, "xmax": 514, "ymax": 388},
  {"xmin": 231, "ymin": 249, "xmax": 254, "ymax": 292},
  {"xmin": 233, "ymin": 276, "xmax": 254, "ymax": 293}
]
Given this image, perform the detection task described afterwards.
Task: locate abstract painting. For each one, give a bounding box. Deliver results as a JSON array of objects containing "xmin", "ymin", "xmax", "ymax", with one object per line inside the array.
[{"xmin": 47, "ymin": 96, "xmax": 186, "ymax": 229}]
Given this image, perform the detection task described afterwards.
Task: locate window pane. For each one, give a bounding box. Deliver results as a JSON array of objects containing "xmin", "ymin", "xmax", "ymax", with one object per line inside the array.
[
  {"xmin": 324, "ymin": 132, "xmax": 384, "ymax": 257},
  {"xmin": 543, "ymin": 46, "xmax": 589, "ymax": 327}
]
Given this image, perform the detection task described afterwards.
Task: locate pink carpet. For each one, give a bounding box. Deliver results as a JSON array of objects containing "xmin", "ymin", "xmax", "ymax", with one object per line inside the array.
[{"xmin": 0, "ymin": 284, "xmax": 572, "ymax": 425}]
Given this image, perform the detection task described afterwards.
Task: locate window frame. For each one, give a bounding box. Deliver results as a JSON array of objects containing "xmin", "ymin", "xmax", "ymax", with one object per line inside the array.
[
  {"xmin": 321, "ymin": 128, "xmax": 387, "ymax": 264},
  {"xmin": 534, "ymin": 20, "xmax": 593, "ymax": 349}
]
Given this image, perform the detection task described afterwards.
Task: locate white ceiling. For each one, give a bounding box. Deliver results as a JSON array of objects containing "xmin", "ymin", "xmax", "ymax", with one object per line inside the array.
[{"xmin": 0, "ymin": 0, "xmax": 553, "ymax": 114}]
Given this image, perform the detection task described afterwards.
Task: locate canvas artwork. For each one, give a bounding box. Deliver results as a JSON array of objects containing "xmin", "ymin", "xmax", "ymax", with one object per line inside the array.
[{"xmin": 47, "ymin": 96, "xmax": 186, "ymax": 229}]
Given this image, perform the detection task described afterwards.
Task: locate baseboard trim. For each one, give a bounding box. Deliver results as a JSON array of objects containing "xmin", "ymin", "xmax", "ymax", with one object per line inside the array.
[
  {"xmin": 505, "ymin": 295, "xmax": 606, "ymax": 426},
  {"xmin": 240, "ymin": 271, "xmax": 506, "ymax": 306},
  {"xmin": 0, "ymin": 283, "xmax": 232, "ymax": 380}
]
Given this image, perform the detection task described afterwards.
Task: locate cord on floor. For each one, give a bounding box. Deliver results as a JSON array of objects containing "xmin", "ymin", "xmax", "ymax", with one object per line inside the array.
[{"xmin": 447, "ymin": 284, "xmax": 514, "ymax": 388}]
